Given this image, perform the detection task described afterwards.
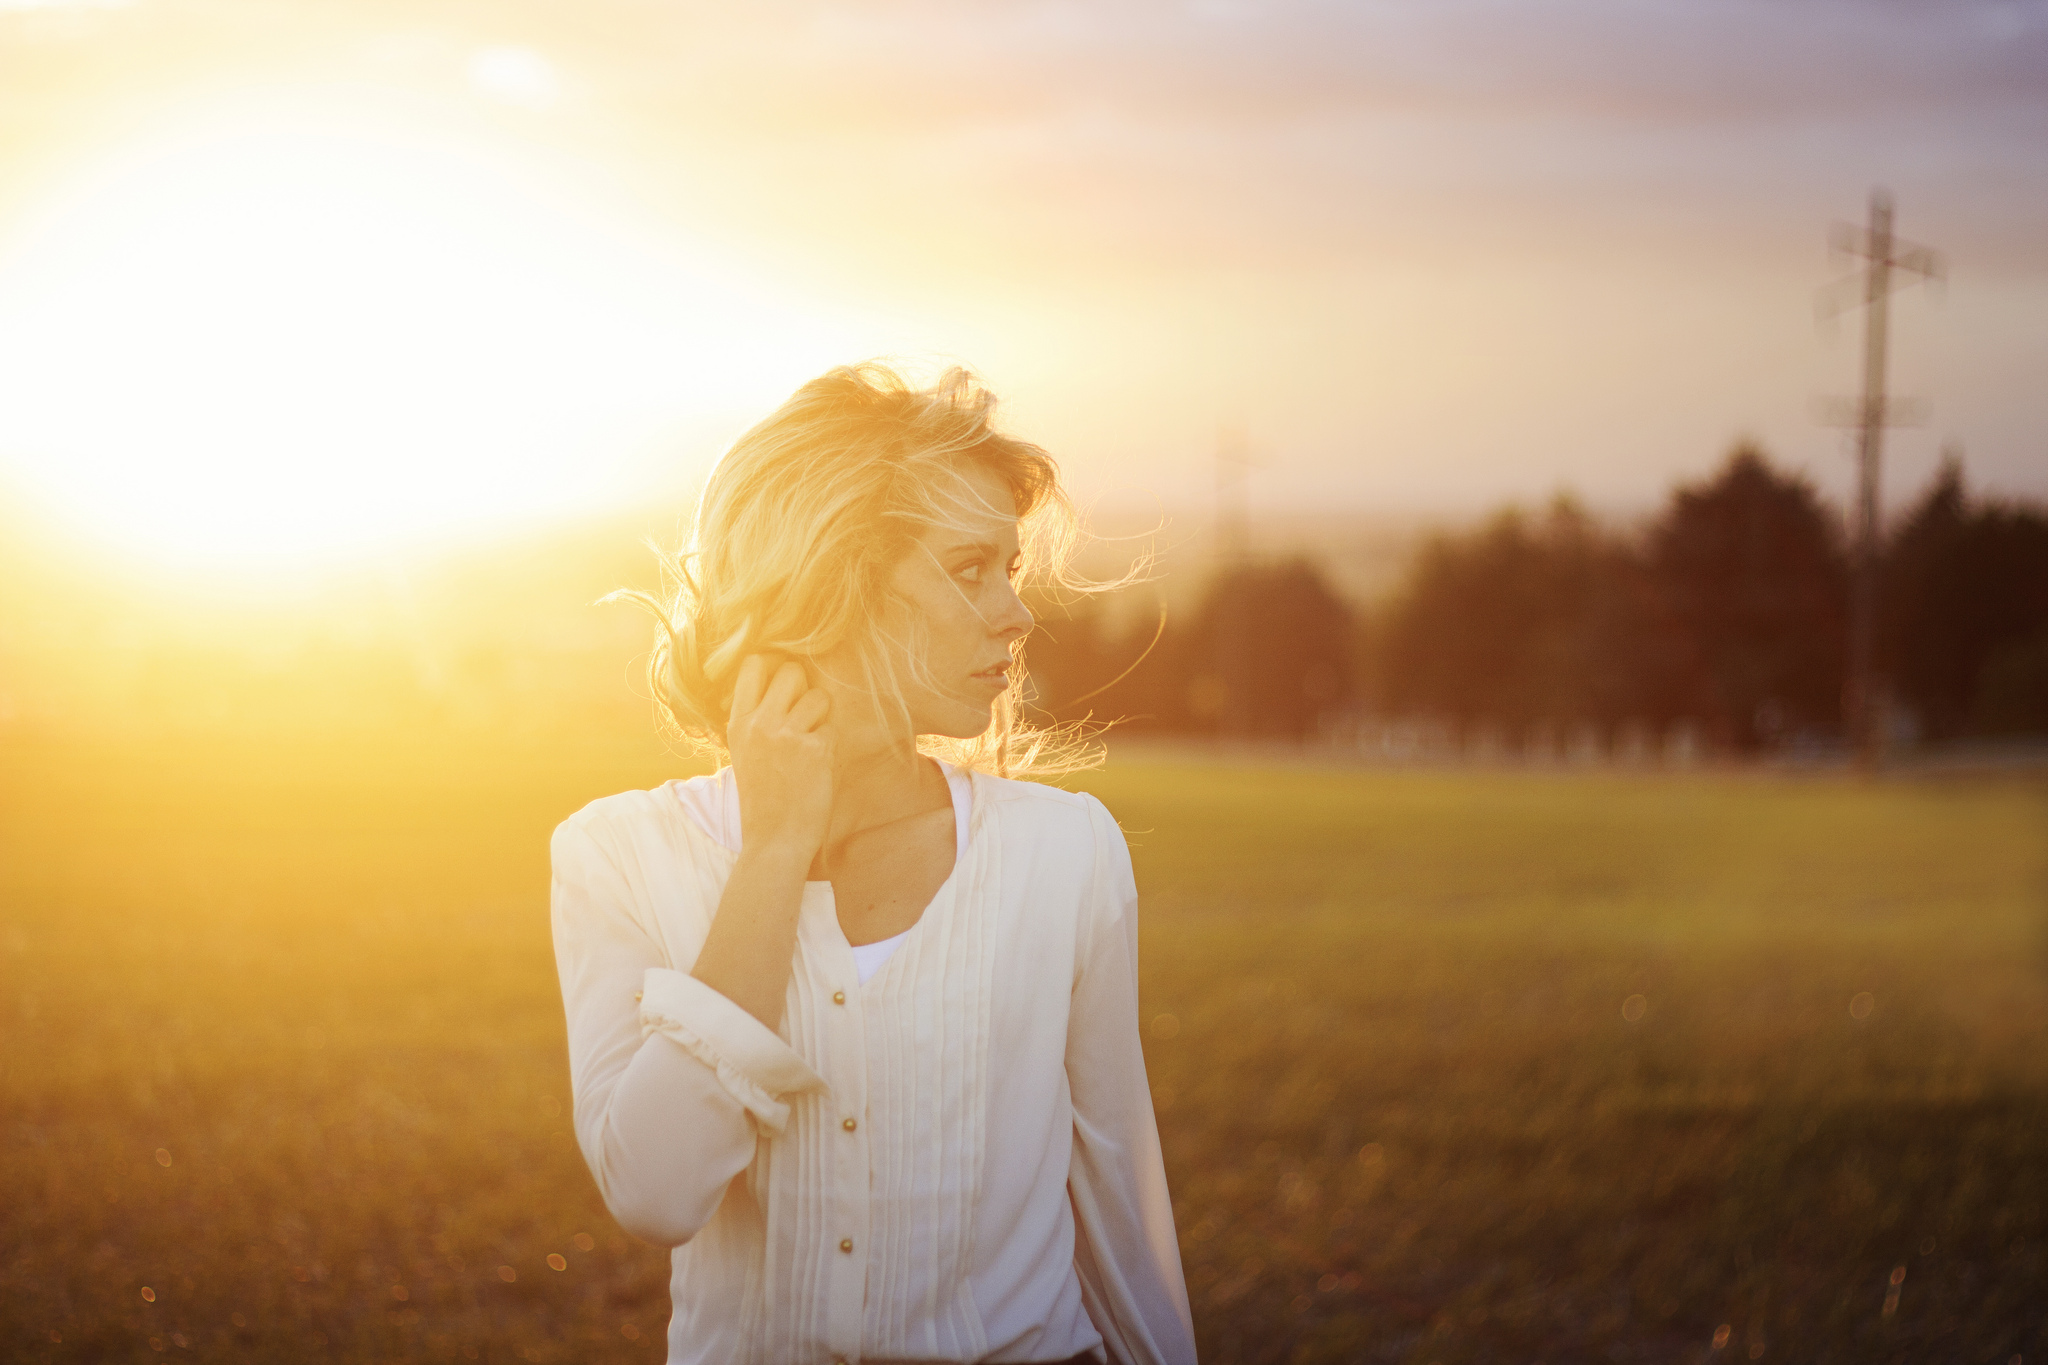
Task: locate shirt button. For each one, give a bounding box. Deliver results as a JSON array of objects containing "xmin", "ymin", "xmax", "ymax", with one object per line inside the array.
[
  {"xmin": 831, "ymin": 990, "xmax": 846, "ymax": 1005},
  {"xmin": 633, "ymin": 992, "xmax": 643, "ymax": 1002},
  {"xmin": 842, "ymin": 1117, "xmax": 857, "ymax": 1132},
  {"xmin": 839, "ymin": 1238, "xmax": 854, "ymax": 1254}
]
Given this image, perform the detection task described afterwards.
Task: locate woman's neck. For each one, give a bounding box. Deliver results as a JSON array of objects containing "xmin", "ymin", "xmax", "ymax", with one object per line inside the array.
[{"xmin": 820, "ymin": 730, "xmax": 948, "ymax": 860}]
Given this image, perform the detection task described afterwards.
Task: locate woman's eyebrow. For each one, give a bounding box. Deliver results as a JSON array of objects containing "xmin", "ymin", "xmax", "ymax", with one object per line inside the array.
[{"xmin": 942, "ymin": 540, "xmax": 1001, "ymax": 558}]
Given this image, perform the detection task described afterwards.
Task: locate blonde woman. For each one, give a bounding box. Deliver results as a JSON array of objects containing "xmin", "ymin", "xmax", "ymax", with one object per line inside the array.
[{"xmin": 549, "ymin": 364, "xmax": 1196, "ymax": 1365}]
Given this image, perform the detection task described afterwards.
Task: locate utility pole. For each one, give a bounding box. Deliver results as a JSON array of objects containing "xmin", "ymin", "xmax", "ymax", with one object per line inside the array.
[
  {"xmin": 1214, "ymin": 423, "xmax": 1251, "ymax": 566},
  {"xmin": 1817, "ymin": 188, "xmax": 1941, "ymax": 771},
  {"xmin": 1213, "ymin": 424, "xmax": 1252, "ymax": 738}
]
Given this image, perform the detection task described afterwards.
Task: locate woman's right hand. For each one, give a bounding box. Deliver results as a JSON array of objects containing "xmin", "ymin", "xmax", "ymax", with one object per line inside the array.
[
  {"xmin": 725, "ymin": 654, "xmax": 835, "ymax": 865},
  {"xmin": 690, "ymin": 654, "xmax": 836, "ymax": 1028}
]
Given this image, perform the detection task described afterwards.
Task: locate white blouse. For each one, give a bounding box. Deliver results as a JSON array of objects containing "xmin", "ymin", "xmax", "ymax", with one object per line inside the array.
[
  {"xmin": 549, "ymin": 764, "xmax": 1197, "ymax": 1365},
  {"xmin": 668, "ymin": 762, "xmax": 974, "ymax": 985}
]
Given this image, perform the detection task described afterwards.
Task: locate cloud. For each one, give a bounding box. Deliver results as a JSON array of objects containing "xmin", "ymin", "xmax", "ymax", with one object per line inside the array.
[{"xmin": 567, "ymin": 0, "xmax": 2048, "ymax": 129}]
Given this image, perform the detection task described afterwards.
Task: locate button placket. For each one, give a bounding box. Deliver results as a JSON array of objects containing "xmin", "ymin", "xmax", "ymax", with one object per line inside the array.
[
  {"xmin": 827, "ymin": 978, "xmax": 870, "ymax": 1350},
  {"xmin": 804, "ymin": 885, "xmax": 869, "ymax": 1360}
]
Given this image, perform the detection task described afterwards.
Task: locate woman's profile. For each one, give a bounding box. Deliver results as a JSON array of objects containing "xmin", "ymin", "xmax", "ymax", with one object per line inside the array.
[{"xmin": 549, "ymin": 363, "xmax": 1197, "ymax": 1364}]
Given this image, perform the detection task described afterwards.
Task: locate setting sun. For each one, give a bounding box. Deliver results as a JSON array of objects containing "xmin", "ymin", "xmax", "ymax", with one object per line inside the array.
[{"xmin": 0, "ymin": 93, "xmax": 854, "ymax": 567}]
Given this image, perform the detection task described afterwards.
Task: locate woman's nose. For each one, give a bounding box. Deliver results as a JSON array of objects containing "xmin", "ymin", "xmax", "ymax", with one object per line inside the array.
[{"xmin": 991, "ymin": 581, "xmax": 1033, "ymax": 639}]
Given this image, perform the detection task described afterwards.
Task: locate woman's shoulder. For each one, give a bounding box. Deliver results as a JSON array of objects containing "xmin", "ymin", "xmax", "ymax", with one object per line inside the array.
[
  {"xmin": 551, "ymin": 781, "xmax": 696, "ymax": 865},
  {"xmin": 560, "ymin": 782, "xmax": 680, "ymax": 828},
  {"xmin": 969, "ymin": 772, "xmax": 1135, "ymax": 918},
  {"xmin": 968, "ymin": 770, "xmax": 1122, "ymax": 842}
]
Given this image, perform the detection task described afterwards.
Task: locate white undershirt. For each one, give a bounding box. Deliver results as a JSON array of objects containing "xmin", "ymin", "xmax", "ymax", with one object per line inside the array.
[{"xmin": 668, "ymin": 759, "xmax": 972, "ymax": 985}]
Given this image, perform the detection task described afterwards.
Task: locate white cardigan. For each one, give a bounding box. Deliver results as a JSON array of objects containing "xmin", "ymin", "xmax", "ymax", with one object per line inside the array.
[{"xmin": 549, "ymin": 766, "xmax": 1197, "ymax": 1365}]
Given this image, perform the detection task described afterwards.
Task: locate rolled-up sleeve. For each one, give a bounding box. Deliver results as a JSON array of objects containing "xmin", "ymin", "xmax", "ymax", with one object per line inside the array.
[
  {"xmin": 638, "ymin": 966, "xmax": 826, "ymax": 1133},
  {"xmin": 1065, "ymin": 796, "xmax": 1198, "ymax": 1365},
  {"xmin": 550, "ymin": 813, "xmax": 823, "ymax": 1248}
]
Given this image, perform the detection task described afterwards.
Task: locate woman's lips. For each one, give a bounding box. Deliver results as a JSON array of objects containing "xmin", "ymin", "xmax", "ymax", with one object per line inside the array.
[{"xmin": 970, "ymin": 664, "xmax": 1011, "ymax": 690}]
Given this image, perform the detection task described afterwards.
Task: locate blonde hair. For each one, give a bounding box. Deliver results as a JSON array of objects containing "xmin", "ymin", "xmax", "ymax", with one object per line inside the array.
[{"xmin": 615, "ymin": 362, "xmax": 1109, "ymax": 776}]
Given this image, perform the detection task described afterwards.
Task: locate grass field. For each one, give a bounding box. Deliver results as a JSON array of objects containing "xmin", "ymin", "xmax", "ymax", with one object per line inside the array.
[{"xmin": 3, "ymin": 727, "xmax": 2044, "ymax": 1364}]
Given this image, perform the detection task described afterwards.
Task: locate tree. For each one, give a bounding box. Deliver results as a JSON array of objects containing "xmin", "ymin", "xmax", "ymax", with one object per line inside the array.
[
  {"xmin": 1190, "ymin": 559, "xmax": 1353, "ymax": 741},
  {"xmin": 1885, "ymin": 455, "xmax": 2048, "ymax": 738},
  {"xmin": 1018, "ymin": 590, "xmax": 1193, "ymax": 734},
  {"xmin": 1646, "ymin": 444, "xmax": 1847, "ymax": 750},
  {"xmin": 1373, "ymin": 498, "xmax": 1669, "ymax": 731}
]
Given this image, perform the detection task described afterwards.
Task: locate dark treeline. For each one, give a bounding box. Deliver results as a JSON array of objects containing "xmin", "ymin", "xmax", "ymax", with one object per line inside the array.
[{"xmin": 1025, "ymin": 446, "xmax": 2048, "ymax": 754}]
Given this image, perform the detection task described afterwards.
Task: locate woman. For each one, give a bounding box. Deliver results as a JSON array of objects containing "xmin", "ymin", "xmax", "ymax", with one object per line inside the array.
[{"xmin": 550, "ymin": 363, "xmax": 1197, "ymax": 1365}]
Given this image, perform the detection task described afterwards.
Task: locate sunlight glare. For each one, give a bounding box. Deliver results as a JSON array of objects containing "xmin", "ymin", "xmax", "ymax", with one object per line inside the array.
[
  {"xmin": 468, "ymin": 48, "xmax": 562, "ymax": 110},
  {"xmin": 0, "ymin": 98, "xmax": 853, "ymax": 567}
]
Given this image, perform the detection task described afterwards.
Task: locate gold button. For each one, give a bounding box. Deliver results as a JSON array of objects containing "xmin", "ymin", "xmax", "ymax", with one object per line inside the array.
[
  {"xmin": 841, "ymin": 1117, "xmax": 857, "ymax": 1132},
  {"xmin": 831, "ymin": 990, "xmax": 846, "ymax": 1005},
  {"xmin": 838, "ymin": 1238, "xmax": 853, "ymax": 1254},
  {"xmin": 633, "ymin": 992, "xmax": 643, "ymax": 1002}
]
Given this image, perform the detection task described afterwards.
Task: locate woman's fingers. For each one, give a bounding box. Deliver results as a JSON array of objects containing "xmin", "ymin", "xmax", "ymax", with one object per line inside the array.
[
  {"xmin": 729, "ymin": 654, "xmax": 768, "ymax": 724},
  {"xmin": 731, "ymin": 655, "xmax": 807, "ymax": 723},
  {"xmin": 723, "ymin": 655, "xmax": 833, "ymax": 863},
  {"xmin": 787, "ymin": 687, "xmax": 832, "ymax": 733},
  {"xmin": 758, "ymin": 660, "xmax": 809, "ymax": 718}
]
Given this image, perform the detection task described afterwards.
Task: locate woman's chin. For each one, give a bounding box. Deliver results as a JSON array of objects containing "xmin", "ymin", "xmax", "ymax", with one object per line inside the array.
[{"xmin": 916, "ymin": 697, "xmax": 996, "ymax": 741}]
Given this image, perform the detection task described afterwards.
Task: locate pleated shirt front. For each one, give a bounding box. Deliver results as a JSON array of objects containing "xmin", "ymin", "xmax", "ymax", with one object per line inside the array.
[{"xmin": 549, "ymin": 767, "xmax": 1196, "ymax": 1365}]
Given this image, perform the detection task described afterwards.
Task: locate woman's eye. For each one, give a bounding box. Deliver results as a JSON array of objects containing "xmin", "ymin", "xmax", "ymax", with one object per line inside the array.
[{"xmin": 951, "ymin": 553, "xmax": 1019, "ymax": 585}]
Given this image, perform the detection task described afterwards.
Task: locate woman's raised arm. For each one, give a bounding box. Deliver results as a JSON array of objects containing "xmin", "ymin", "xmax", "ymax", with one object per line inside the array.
[
  {"xmin": 685, "ymin": 655, "xmax": 835, "ymax": 1028},
  {"xmin": 550, "ymin": 656, "xmax": 837, "ymax": 1248}
]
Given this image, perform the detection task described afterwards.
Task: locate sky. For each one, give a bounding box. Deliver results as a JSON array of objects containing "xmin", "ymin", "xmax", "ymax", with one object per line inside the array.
[{"xmin": 0, "ymin": 0, "xmax": 2043, "ymax": 568}]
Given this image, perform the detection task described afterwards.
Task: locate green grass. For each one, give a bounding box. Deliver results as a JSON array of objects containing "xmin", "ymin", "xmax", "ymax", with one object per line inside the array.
[
  {"xmin": 1086, "ymin": 755, "xmax": 2048, "ymax": 1363},
  {"xmin": 3, "ymin": 728, "xmax": 2044, "ymax": 1363}
]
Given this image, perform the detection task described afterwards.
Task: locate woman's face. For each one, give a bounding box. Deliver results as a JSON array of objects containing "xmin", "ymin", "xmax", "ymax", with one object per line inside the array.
[{"xmin": 878, "ymin": 462, "xmax": 1035, "ymax": 739}]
